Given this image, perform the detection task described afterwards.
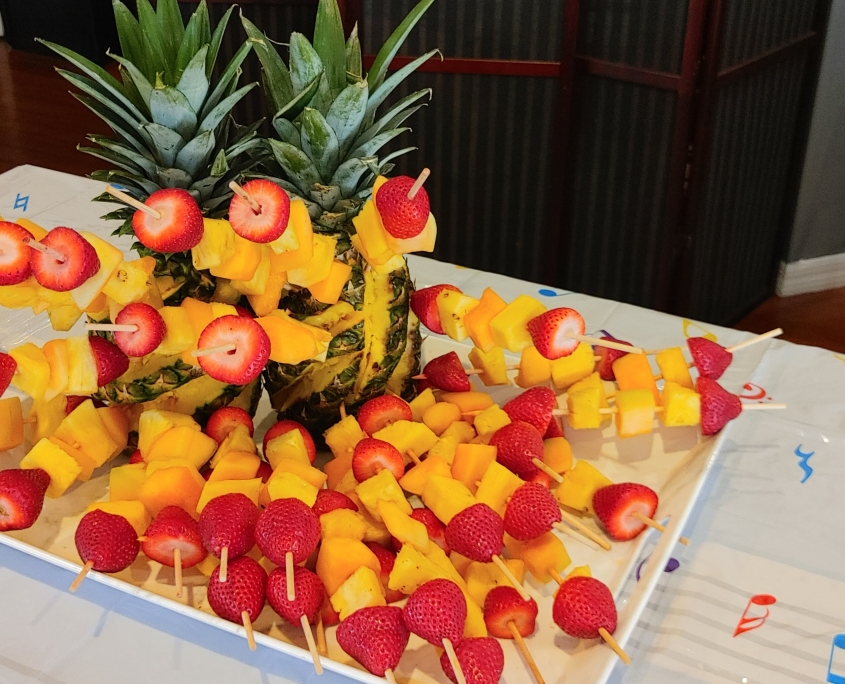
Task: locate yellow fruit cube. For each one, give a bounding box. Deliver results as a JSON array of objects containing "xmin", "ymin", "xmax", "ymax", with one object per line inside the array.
[
  {"xmin": 615, "ymin": 389, "xmax": 656, "ymax": 438},
  {"xmin": 451, "ymin": 444, "xmax": 497, "ymax": 493},
  {"xmin": 316, "ymin": 537, "xmax": 382, "ymax": 596},
  {"xmin": 230, "ymin": 246, "xmax": 271, "ymax": 296},
  {"xmin": 192, "ymin": 218, "xmax": 237, "ymax": 270},
  {"xmin": 613, "ymin": 353, "xmax": 661, "ymax": 405},
  {"xmin": 435, "ymin": 289, "xmax": 480, "ymax": 342},
  {"xmin": 656, "ymin": 347, "xmax": 694, "ymax": 389},
  {"xmin": 468, "ymin": 346, "xmax": 509, "ymax": 386},
  {"xmin": 388, "ymin": 544, "xmax": 450, "ymax": 594},
  {"xmin": 264, "ymin": 429, "xmax": 310, "ymax": 469},
  {"xmin": 211, "ymin": 423, "xmax": 257, "ymax": 466},
  {"xmin": 384, "ymin": 212, "xmax": 437, "ymax": 255},
  {"xmin": 351, "ymin": 199, "xmax": 394, "ymax": 267},
  {"xmin": 102, "ymin": 257, "xmax": 157, "ymax": 305},
  {"xmin": 20, "ymin": 438, "xmax": 82, "ymax": 497},
  {"xmin": 139, "ymin": 463, "xmax": 204, "ymax": 517},
  {"xmin": 398, "ymin": 455, "xmax": 451, "ymax": 496},
  {"xmin": 504, "ymin": 531, "xmax": 571, "ymax": 584},
  {"xmin": 489, "ymin": 295, "xmax": 546, "ymax": 352},
  {"xmin": 0, "ymin": 278, "xmax": 39, "ymax": 309},
  {"xmin": 356, "ymin": 469, "xmax": 411, "ymax": 521},
  {"xmin": 427, "ymin": 436, "xmax": 458, "ymax": 465},
  {"xmin": 138, "ymin": 410, "xmax": 200, "ymax": 458},
  {"xmin": 421, "ymin": 474, "xmax": 475, "ymax": 524},
  {"xmin": 475, "ymin": 462, "xmax": 525, "ymax": 516},
  {"xmin": 543, "ymin": 437, "xmax": 573, "ymax": 473},
  {"xmin": 13, "ymin": 218, "xmax": 48, "ymax": 240},
  {"xmin": 450, "ymin": 551, "xmax": 474, "ymax": 577},
  {"xmin": 0, "ymin": 397, "xmax": 25, "ymax": 451},
  {"xmin": 439, "ymin": 391, "xmax": 495, "ymax": 414},
  {"xmin": 325, "ymin": 454, "xmax": 353, "ymax": 490},
  {"xmin": 308, "ymin": 259, "xmax": 353, "ymax": 305},
  {"xmin": 515, "ymin": 345, "xmax": 551, "ymax": 388},
  {"xmin": 661, "ymin": 381, "xmax": 701, "ymax": 427},
  {"xmin": 472, "ymin": 404, "xmax": 511, "ymax": 437},
  {"xmin": 465, "ymin": 559, "xmax": 525, "ymax": 607},
  {"xmin": 97, "ymin": 406, "xmax": 130, "ymax": 457},
  {"xmin": 208, "ymin": 450, "xmax": 261, "ymax": 481},
  {"xmin": 567, "ymin": 385, "xmax": 602, "ymax": 429},
  {"xmin": 87, "ymin": 500, "xmax": 151, "ymax": 537},
  {"xmin": 465, "ymin": 288, "xmax": 508, "ymax": 352},
  {"xmin": 269, "ymin": 458, "xmax": 327, "ymax": 490},
  {"xmin": 440, "ymin": 420, "xmax": 476, "ymax": 445},
  {"xmin": 155, "ymin": 306, "xmax": 195, "ymax": 355},
  {"xmin": 256, "ymin": 311, "xmax": 321, "ymax": 364},
  {"xmin": 269, "ymin": 199, "xmax": 312, "ymax": 266},
  {"xmin": 196, "ymin": 478, "xmax": 262, "ymax": 513},
  {"xmin": 266, "ymin": 471, "xmax": 318, "ymax": 506},
  {"xmin": 65, "ymin": 336, "xmax": 99, "ymax": 394},
  {"xmin": 70, "ymin": 232, "xmax": 123, "ymax": 310},
  {"xmin": 422, "ymin": 402, "xmax": 462, "ymax": 436},
  {"xmin": 54, "ymin": 399, "xmax": 119, "ymax": 467},
  {"xmin": 324, "ymin": 415, "xmax": 366, "ymax": 458},
  {"xmin": 463, "ymin": 594, "xmax": 488, "ymax": 638},
  {"xmin": 146, "ymin": 426, "xmax": 217, "ymax": 470},
  {"xmin": 319, "ymin": 509, "xmax": 368, "ymax": 541},
  {"xmin": 330, "ymin": 566, "xmax": 386, "ymax": 620},
  {"xmin": 409, "ymin": 388, "xmax": 437, "ymax": 422},
  {"xmin": 30, "ymin": 395, "xmax": 66, "ymax": 443},
  {"xmin": 333, "ymin": 468, "xmax": 359, "ymax": 496},
  {"xmin": 551, "ymin": 342, "xmax": 596, "ymax": 390},
  {"xmin": 9, "ymin": 343, "xmax": 50, "ymax": 400},
  {"xmin": 209, "ymin": 232, "xmax": 263, "ymax": 281},
  {"xmin": 425, "ymin": 543, "xmax": 468, "ymax": 589},
  {"xmin": 372, "ymin": 420, "xmax": 438, "ymax": 458},
  {"xmin": 378, "ymin": 500, "xmax": 430, "ymax": 552},
  {"xmin": 109, "ymin": 463, "xmax": 147, "ymax": 502},
  {"xmin": 556, "ymin": 460, "xmax": 612, "ymax": 515},
  {"xmin": 565, "ymin": 565, "xmax": 592, "ymax": 580},
  {"xmin": 288, "ymin": 234, "xmax": 337, "ymax": 287},
  {"xmin": 247, "ymin": 260, "xmax": 287, "ymax": 317},
  {"xmin": 48, "ymin": 436, "xmax": 96, "ymax": 481},
  {"xmin": 42, "ymin": 339, "xmax": 69, "ymax": 401}
]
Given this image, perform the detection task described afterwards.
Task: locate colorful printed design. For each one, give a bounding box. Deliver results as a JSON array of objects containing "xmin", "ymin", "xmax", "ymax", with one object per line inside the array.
[
  {"xmin": 682, "ymin": 318, "xmax": 718, "ymax": 342},
  {"xmin": 537, "ymin": 288, "xmax": 572, "ymax": 297},
  {"xmin": 740, "ymin": 383, "xmax": 767, "ymax": 401},
  {"xmin": 827, "ymin": 633, "xmax": 845, "ymax": 683},
  {"xmin": 635, "ymin": 556, "xmax": 680, "ymax": 582},
  {"xmin": 794, "ymin": 445, "xmax": 814, "ymax": 483},
  {"xmin": 13, "ymin": 193, "xmax": 29, "ymax": 212},
  {"xmin": 733, "ymin": 594, "xmax": 777, "ymax": 637}
]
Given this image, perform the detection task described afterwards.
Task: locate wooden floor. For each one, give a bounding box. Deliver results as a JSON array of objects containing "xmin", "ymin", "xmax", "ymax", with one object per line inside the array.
[{"xmin": 2, "ymin": 40, "xmax": 844, "ymax": 354}]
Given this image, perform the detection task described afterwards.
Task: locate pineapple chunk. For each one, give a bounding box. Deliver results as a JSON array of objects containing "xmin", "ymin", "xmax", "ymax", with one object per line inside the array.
[
  {"xmin": 268, "ymin": 199, "xmax": 312, "ymax": 265},
  {"xmin": 656, "ymin": 347, "xmax": 694, "ymax": 389},
  {"xmin": 567, "ymin": 384, "xmax": 602, "ymax": 429},
  {"xmin": 319, "ymin": 509, "xmax": 368, "ymax": 541},
  {"xmin": 247, "ymin": 265, "xmax": 287, "ymax": 317},
  {"xmin": 440, "ymin": 420, "xmax": 476, "ymax": 445},
  {"xmin": 20, "ymin": 438, "xmax": 82, "ymax": 497},
  {"xmin": 465, "ymin": 559, "xmax": 525, "ymax": 606},
  {"xmin": 42, "ymin": 339, "xmax": 69, "ymax": 401},
  {"xmin": 378, "ymin": 500, "xmax": 430, "ymax": 552},
  {"xmin": 356, "ymin": 469, "xmax": 411, "ymax": 521},
  {"xmin": 209, "ymin": 232, "xmax": 263, "ymax": 281},
  {"xmin": 109, "ymin": 463, "xmax": 147, "ymax": 502},
  {"xmin": 661, "ymin": 381, "xmax": 701, "ymax": 427},
  {"xmin": 138, "ymin": 410, "xmax": 200, "ymax": 458},
  {"xmin": 208, "ymin": 450, "xmax": 261, "ymax": 481},
  {"xmin": 266, "ymin": 471, "xmax": 318, "ymax": 506},
  {"xmin": 422, "ymin": 402, "xmax": 462, "ymax": 436},
  {"xmin": 0, "ymin": 277, "xmax": 39, "ymax": 309},
  {"xmin": 323, "ymin": 415, "xmax": 366, "ymax": 459},
  {"xmin": 372, "ymin": 420, "xmax": 438, "ymax": 459},
  {"xmin": 516, "ymin": 345, "xmax": 552, "ymax": 388},
  {"xmin": 427, "ymin": 436, "xmax": 458, "ymax": 465},
  {"xmin": 475, "ymin": 462, "xmax": 524, "ymax": 516},
  {"xmin": 489, "ymin": 295, "xmax": 546, "ymax": 352},
  {"xmin": 30, "ymin": 395, "xmax": 66, "ymax": 443},
  {"xmin": 264, "ymin": 429, "xmax": 310, "ymax": 469},
  {"xmin": 156, "ymin": 307, "xmax": 195, "ymax": 355},
  {"xmin": 385, "ymin": 212, "xmax": 437, "ymax": 254},
  {"xmin": 192, "ymin": 218, "xmax": 237, "ymax": 270},
  {"xmin": 351, "ymin": 199, "xmax": 394, "ymax": 266},
  {"xmin": 409, "ymin": 388, "xmax": 437, "ymax": 422},
  {"xmin": 0, "ymin": 397, "xmax": 25, "ymax": 451},
  {"xmin": 465, "ymin": 288, "xmax": 508, "ymax": 352},
  {"xmin": 308, "ymin": 260, "xmax": 353, "ymax": 305},
  {"xmin": 256, "ymin": 311, "xmax": 321, "ymax": 364},
  {"xmin": 70, "ymin": 232, "xmax": 123, "ymax": 310},
  {"xmin": 421, "ymin": 474, "xmax": 476, "ymax": 524},
  {"xmin": 97, "ymin": 406, "xmax": 130, "ymax": 457},
  {"xmin": 435, "ymin": 289, "xmax": 480, "ymax": 342},
  {"xmin": 468, "ymin": 346, "xmax": 509, "ymax": 386},
  {"xmin": 556, "ymin": 460, "xmax": 612, "ymax": 515},
  {"xmin": 86, "ymin": 501, "xmax": 151, "ymax": 537},
  {"xmin": 614, "ymin": 389, "xmax": 656, "ymax": 438},
  {"xmin": 330, "ymin": 566, "xmax": 386, "ymax": 620},
  {"xmin": 65, "ymin": 336, "xmax": 99, "ymax": 395},
  {"xmin": 473, "ymin": 404, "xmax": 511, "ymax": 437},
  {"xmin": 102, "ymin": 257, "xmax": 157, "ymax": 305},
  {"xmin": 212, "ymin": 423, "xmax": 257, "ymax": 465},
  {"xmin": 54, "ymin": 399, "xmax": 119, "ymax": 467},
  {"xmin": 46, "ymin": 301, "xmax": 84, "ymax": 331},
  {"xmin": 268, "ymin": 458, "xmax": 327, "ymax": 490},
  {"xmin": 48, "ymin": 436, "xmax": 96, "ymax": 481},
  {"xmin": 9, "ymin": 343, "xmax": 50, "ymax": 400},
  {"xmin": 287, "ymin": 234, "xmax": 337, "ymax": 288},
  {"xmin": 398, "ymin": 455, "xmax": 451, "ymax": 496},
  {"xmin": 388, "ymin": 543, "xmax": 451, "ymax": 594},
  {"xmin": 316, "ymin": 537, "xmax": 382, "ymax": 596},
  {"xmin": 195, "ymin": 478, "xmax": 262, "ymax": 513},
  {"xmin": 451, "ymin": 444, "xmax": 497, "ymax": 493},
  {"xmin": 551, "ymin": 342, "xmax": 596, "ymax": 390},
  {"xmin": 439, "ymin": 391, "xmax": 495, "ymax": 414},
  {"xmin": 613, "ymin": 353, "xmax": 661, "ymax": 405},
  {"xmin": 230, "ymin": 246, "xmax": 271, "ymax": 296}
]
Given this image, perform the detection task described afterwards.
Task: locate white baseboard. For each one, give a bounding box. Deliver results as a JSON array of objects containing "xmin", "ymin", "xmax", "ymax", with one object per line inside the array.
[{"xmin": 776, "ymin": 252, "xmax": 845, "ymax": 297}]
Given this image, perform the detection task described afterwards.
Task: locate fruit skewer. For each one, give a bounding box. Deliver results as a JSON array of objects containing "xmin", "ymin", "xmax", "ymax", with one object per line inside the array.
[
  {"xmin": 104, "ymin": 185, "xmax": 160, "ymax": 219},
  {"xmin": 266, "ymin": 565, "xmax": 324, "ymax": 673},
  {"xmin": 592, "ymin": 483, "xmax": 690, "ymax": 546},
  {"xmin": 71, "ymin": 508, "xmax": 140, "ymax": 592},
  {"xmin": 207, "ymin": 556, "xmax": 266, "ymax": 651},
  {"xmin": 141, "ymin": 506, "xmax": 206, "ymax": 598},
  {"xmin": 483, "ymin": 586, "xmax": 545, "ymax": 684},
  {"xmin": 228, "ymin": 180, "xmax": 261, "ymax": 213},
  {"xmin": 407, "ymin": 168, "xmax": 431, "ymax": 199},
  {"xmin": 199, "ymin": 493, "xmax": 260, "ymax": 583},
  {"xmin": 336, "ymin": 606, "xmax": 410, "ymax": 684}
]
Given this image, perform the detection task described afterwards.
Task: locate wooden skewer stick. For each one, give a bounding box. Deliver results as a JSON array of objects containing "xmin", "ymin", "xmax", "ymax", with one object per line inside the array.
[
  {"xmin": 531, "ymin": 458, "xmax": 563, "ymax": 483},
  {"xmin": 407, "ymin": 449, "xmax": 422, "ymax": 465},
  {"xmin": 23, "ymin": 416, "xmax": 37, "ymax": 424},
  {"xmin": 192, "ymin": 343, "xmax": 237, "ymax": 358},
  {"xmin": 242, "ymin": 610, "xmax": 257, "ymax": 651},
  {"xmin": 507, "ymin": 621, "xmax": 546, "ymax": 684},
  {"xmin": 219, "ymin": 546, "xmax": 229, "ymax": 582},
  {"xmin": 70, "ymin": 560, "xmax": 94, "ymax": 592},
  {"xmin": 229, "ymin": 180, "xmax": 261, "ymax": 212},
  {"xmin": 384, "ymin": 669, "xmax": 398, "ymax": 684},
  {"xmin": 742, "ymin": 402, "xmax": 787, "ymax": 410},
  {"xmin": 442, "ymin": 638, "xmax": 467, "ymax": 684},
  {"xmin": 316, "ymin": 614, "xmax": 328, "ymax": 656},
  {"xmin": 630, "ymin": 512, "xmax": 689, "ymax": 545},
  {"xmin": 726, "ymin": 328, "xmax": 783, "ymax": 353},
  {"xmin": 22, "ymin": 238, "xmax": 65, "ymax": 263},
  {"xmin": 105, "ymin": 185, "xmax": 161, "ymax": 219},
  {"xmin": 339, "ymin": 402, "xmax": 347, "ymax": 419},
  {"xmin": 286, "ymin": 551, "xmax": 296, "ymax": 601},
  {"xmin": 412, "ymin": 368, "xmax": 484, "ymax": 380},
  {"xmin": 491, "ymin": 554, "xmax": 531, "ymax": 601},
  {"xmin": 555, "ymin": 511, "xmax": 611, "ymax": 551},
  {"xmin": 174, "ymin": 548, "xmax": 183, "ymax": 598},
  {"xmin": 407, "ymin": 168, "xmax": 430, "ymax": 199},
  {"xmin": 568, "ymin": 334, "xmax": 644, "ymax": 354},
  {"xmin": 84, "ymin": 323, "xmax": 138, "ymax": 333},
  {"xmin": 300, "ymin": 614, "xmax": 324, "ymax": 674}
]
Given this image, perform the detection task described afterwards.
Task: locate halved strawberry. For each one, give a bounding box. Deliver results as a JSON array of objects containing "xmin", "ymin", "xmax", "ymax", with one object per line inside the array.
[
  {"xmin": 256, "ymin": 460, "xmax": 272, "ymax": 483},
  {"xmin": 365, "ymin": 542, "xmax": 405, "ymax": 603},
  {"xmin": 422, "ymin": 351, "xmax": 470, "ymax": 392},
  {"xmin": 543, "ymin": 415, "xmax": 564, "ymax": 439},
  {"xmin": 697, "ymin": 376, "xmax": 742, "ymax": 435},
  {"xmin": 357, "ymin": 394, "xmax": 413, "ymax": 435},
  {"xmin": 410, "ymin": 284, "xmax": 461, "ymax": 335},
  {"xmin": 0, "ymin": 221, "xmax": 34, "ymax": 285},
  {"xmin": 313, "ymin": 489, "xmax": 359, "ymax": 517},
  {"xmin": 688, "ymin": 337, "xmax": 732, "ymax": 380},
  {"xmin": 592, "ymin": 482, "xmax": 658, "ymax": 541},
  {"xmin": 352, "ymin": 438, "xmax": 405, "ymax": 483},
  {"xmin": 262, "ymin": 419, "xmax": 316, "ymax": 463},
  {"xmin": 410, "ymin": 507, "xmax": 450, "ymax": 554},
  {"xmin": 526, "ymin": 307, "xmax": 585, "ymax": 360},
  {"xmin": 88, "ymin": 336, "xmax": 129, "ymax": 386},
  {"xmin": 502, "ymin": 387, "xmax": 556, "ymax": 433},
  {"xmin": 114, "ymin": 303, "xmax": 166, "ymax": 357},
  {"xmin": 228, "ymin": 179, "xmax": 291, "ymax": 243},
  {"xmin": 596, "ymin": 334, "xmax": 632, "ymax": 381},
  {"xmin": 30, "ymin": 227, "xmax": 99, "ymax": 292},
  {"xmin": 0, "ymin": 352, "xmax": 17, "ymax": 396},
  {"xmin": 141, "ymin": 505, "xmax": 207, "ymax": 569},
  {"xmin": 205, "ymin": 406, "xmax": 254, "ymax": 445},
  {"xmin": 483, "ymin": 585, "xmax": 538, "ymax": 638},
  {"xmin": 132, "ymin": 188, "xmax": 203, "ymax": 253},
  {"xmin": 375, "ymin": 175, "xmax": 430, "ymax": 239},
  {"xmin": 0, "ymin": 468, "xmax": 48, "ymax": 531},
  {"xmin": 196, "ymin": 315, "xmax": 270, "ymax": 385}
]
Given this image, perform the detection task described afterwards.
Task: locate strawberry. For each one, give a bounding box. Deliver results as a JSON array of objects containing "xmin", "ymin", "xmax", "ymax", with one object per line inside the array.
[
  {"xmin": 410, "ymin": 284, "xmax": 461, "ymax": 335},
  {"xmin": 357, "ymin": 394, "xmax": 413, "ymax": 435},
  {"xmin": 502, "ymin": 387, "xmax": 556, "ymax": 434},
  {"xmin": 403, "ymin": 578, "xmax": 466, "ymax": 646},
  {"xmin": 75, "ymin": 509, "xmax": 139, "ymax": 573},
  {"xmin": 228, "ymin": 179, "xmax": 291, "ymax": 243},
  {"xmin": 266, "ymin": 565, "xmax": 325, "ymax": 625},
  {"xmin": 207, "ymin": 555, "xmax": 267, "ymax": 624},
  {"xmin": 543, "ymin": 415, "xmax": 564, "ymax": 439},
  {"xmin": 503, "ymin": 482, "xmax": 561, "ymax": 541},
  {"xmin": 0, "ymin": 352, "xmax": 17, "ymax": 396},
  {"xmin": 688, "ymin": 337, "xmax": 732, "ymax": 380},
  {"xmin": 596, "ymin": 335, "xmax": 632, "ymax": 381},
  {"xmin": 18, "ymin": 467, "xmax": 50, "ymax": 493},
  {"xmin": 526, "ymin": 307, "xmax": 586, "ymax": 360},
  {"xmin": 141, "ymin": 506, "xmax": 207, "ymax": 569},
  {"xmin": 488, "ymin": 421, "xmax": 544, "ymax": 480},
  {"xmin": 444, "ymin": 503, "xmax": 503, "ymax": 563},
  {"xmin": 336, "ymin": 606, "xmax": 410, "ymax": 677},
  {"xmin": 439, "ymin": 637, "xmax": 504, "ymax": 684},
  {"xmin": 411, "ymin": 507, "xmax": 450, "ymax": 554},
  {"xmin": 0, "ymin": 221, "xmax": 34, "ymax": 285},
  {"xmin": 113, "ymin": 302, "xmax": 166, "ymax": 357},
  {"xmin": 552, "ymin": 576, "xmax": 617, "ymax": 639},
  {"xmin": 697, "ymin": 376, "xmax": 742, "ymax": 435},
  {"xmin": 234, "ymin": 304, "xmax": 254, "ymax": 318},
  {"xmin": 313, "ymin": 489, "xmax": 359, "ymax": 517},
  {"xmin": 30, "ymin": 227, "xmax": 99, "ymax": 292},
  {"xmin": 128, "ymin": 450, "xmax": 144, "ymax": 464},
  {"xmin": 352, "ymin": 437, "xmax": 405, "ymax": 483},
  {"xmin": 131, "ymin": 188, "xmax": 203, "ymax": 253},
  {"xmin": 592, "ymin": 482, "xmax": 658, "ymax": 541},
  {"xmin": 528, "ymin": 470, "xmax": 552, "ymax": 489},
  {"xmin": 320, "ymin": 597, "xmax": 340, "ymax": 627},
  {"xmin": 375, "ymin": 175, "xmax": 430, "ymax": 239},
  {"xmin": 423, "ymin": 351, "xmax": 471, "ymax": 392},
  {"xmin": 196, "ymin": 315, "xmax": 270, "ymax": 385},
  {"xmin": 256, "ymin": 460, "xmax": 272, "ymax": 483},
  {"xmin": 254, "ymin": 497, "xmax": 320, "ymax": 566},
  {"xmin": 262, "ymin": 419, "xmax": 315, "ymax": 463},
  {"xmin": 198, "ymin": 492, "xmax": 259, "ymax": 560},
  {"xmin": 0, "ymin": 468, "xmax": 49, "ymax": 531},
  {"xmin": 483, "ymin": 585, "xmax": 538, "ymax": 638},
  {"xmin": 205, "ymin": 406, "xmax": 254, "ymax": 445},
  {"xmin": 65, "ymin": 395, "xmax": 103, "ymax": 414},
  {"xmin": 365, "ymin": 542, "xmax": 405, "ymax": 603},
  {"xmin": 88, "ymin": 336, "xmax": 129, "ymax": 386}
]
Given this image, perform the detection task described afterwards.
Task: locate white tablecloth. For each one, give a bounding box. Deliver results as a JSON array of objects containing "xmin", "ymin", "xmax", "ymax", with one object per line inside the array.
[{"xmin": 1, "ymin": 166, "xmax": 844, "ymax": 684}]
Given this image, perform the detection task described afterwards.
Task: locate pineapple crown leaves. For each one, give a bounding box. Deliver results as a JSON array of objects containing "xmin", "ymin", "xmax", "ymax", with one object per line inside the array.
[
  {"xmin": 242, "ymin": 0, "xmax": 438, "ymax": 210},
  {"xmin": 38, "ymin": 0, "xmax": 265, "ymax": 211}
]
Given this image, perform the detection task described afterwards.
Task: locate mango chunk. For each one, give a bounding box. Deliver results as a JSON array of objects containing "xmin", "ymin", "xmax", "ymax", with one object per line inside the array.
[
  {"xmin": 489, "ymin": 295, "xmax": 546, "ymax": 352},
  {"xmin": 20, "ymin": 438, "xmax": 82, "ymax": 498},
  {"xmin": 0, "ymin": 397, "xmax": 25, "ymax": 451},
  {"xmin": 465, "ymin": 288, "xmax": 508, "ymax": 352},
  {"xmin": 320, "ymin": 509, "xmax": 368, "ymax": 541},
  {"xmin": 613, "ymin": 352, "xmax": 660, "ymax": 405},
  {"xmin": 551, "ymin": 342, "xmax": 595, "ymax": 390},
  {"xmin": 422, "ymin": 402, "xmax": 462, "ymax": 436},
  {"xmin": 615, "ymin": 389, "xmax": 656, "ymax": 438},
  {"xmin": 409, "ymin": 388, "xmax": 437, "ymax": 422},
  {"xmin": 475, "ymin": 461, "xmax": 524, "ymax": 516},
  {"xmin": 656, "ymin": 347, "xmax": 694, "ymax": 389},
  {"xmin": 398, "ymin": 455, "xmax": 451, "ymax": 496},
  {"xmin": 504, "ymin": 531, "xmax": 571, "ymax": 584},
  {"xmin": 109, "ymin": 463, "xmax": 147, "ymax": 502},
  {"xmin": 317, "ymin": 537, "xmax": 382, "ymax": 596},
  {"xmin": 556, "ymin": 460, "xmax": 612, "ymax": 515},
  {"xmin": 516, "ymin": 345, "xmax": 552, "ymax": 388},
  {"xmin": 436, "ymin": 290, "xmax": 480, "ymax": 342},
  {"xmin": 451, "ymin": 444, "xmax": 497, "ymax": 493}
]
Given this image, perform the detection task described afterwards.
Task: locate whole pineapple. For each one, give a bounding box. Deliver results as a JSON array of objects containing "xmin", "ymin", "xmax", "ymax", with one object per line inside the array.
[
  {"xmin": 42, "ymin": 0, "xmax": 265, "ymax": 418},
  {"xmin": 244, "ymin": 0, "xmax": 436, "ymax": 433}
]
